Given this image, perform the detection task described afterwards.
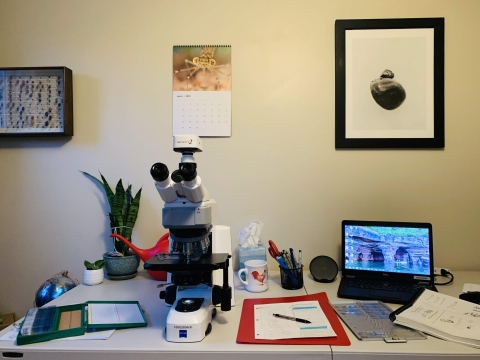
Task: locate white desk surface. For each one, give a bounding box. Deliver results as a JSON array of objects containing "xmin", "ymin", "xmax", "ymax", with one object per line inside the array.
[
  {"xmin": 1, "ymin": 270, "xmax": 479, "ymax": 360},
  {"xmin": 304, "ymin": 270, "xmax": 480, "ymax": 360}
]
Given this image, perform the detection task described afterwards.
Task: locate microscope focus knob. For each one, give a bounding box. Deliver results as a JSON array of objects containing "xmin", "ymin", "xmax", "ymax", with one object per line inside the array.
[
  {"xmin": 212, "ymin": 284, "xmax": 232, "ymax": 311},
  {"xmin": 150, "ymin": 163, "xmax": 169, "ymax": 182},
  {"xmin": 159, "ymin": 285, "xmax": 177, "ymax": 305},
  {"xmin": 212, "ymin": 285, "xmax": 222, "ymax": 306}
]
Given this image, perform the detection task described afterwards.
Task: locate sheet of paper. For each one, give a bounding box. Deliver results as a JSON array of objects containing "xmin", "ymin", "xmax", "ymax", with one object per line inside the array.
[
  {"xmin": 88, "ymin": 303, "xmax": 144, "ymax": 325},
  {"xmin": 0, "ymin": 327, "xmax": 19, "ymax": 341},
  {"xmin": 254, "ymin": 301, "xmax": 337, "ymax": 340},
  {"xmin": 63, "ymin": 329, "xmax": 115, "ymax": 341},
  {"xmin": 463, "ymin": 283, "xmax": 480, "ymax": 293}
]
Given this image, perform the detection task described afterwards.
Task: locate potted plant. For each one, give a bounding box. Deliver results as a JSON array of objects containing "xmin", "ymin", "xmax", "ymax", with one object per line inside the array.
[
  {"xmin": 83, "ymin": 260, "xmax": 105, "ymax": 285},
  {"xmin": 82, "ymin": 171, "xmax": 142, "ymax": 280}
]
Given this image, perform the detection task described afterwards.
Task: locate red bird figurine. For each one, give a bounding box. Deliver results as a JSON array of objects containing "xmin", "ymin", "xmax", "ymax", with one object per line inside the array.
[{"xmin": 251, "ymin": 270, "xmax": 267, "ymax": 284}]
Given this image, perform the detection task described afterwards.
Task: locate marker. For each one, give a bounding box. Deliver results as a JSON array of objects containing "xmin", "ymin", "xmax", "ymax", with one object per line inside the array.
[{"xmin": 273, "ymin": 313, "xmax": 311, "ymax": 324}]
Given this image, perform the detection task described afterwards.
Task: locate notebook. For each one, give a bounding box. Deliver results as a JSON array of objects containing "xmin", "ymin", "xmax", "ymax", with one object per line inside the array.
[{"xmin": 337, "ymin": 220, "xmax": 437, "ymax": 304}]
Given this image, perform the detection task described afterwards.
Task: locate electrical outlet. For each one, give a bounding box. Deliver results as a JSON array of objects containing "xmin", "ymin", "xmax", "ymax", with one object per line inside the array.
[{"xmin": 434, "ymin": 267, "xmax": 451, "ymax": 275}]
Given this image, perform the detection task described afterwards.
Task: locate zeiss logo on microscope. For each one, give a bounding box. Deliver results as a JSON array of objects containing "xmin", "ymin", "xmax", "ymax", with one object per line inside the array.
[{"xmin": 179, "ymin": 330, "xmax": 188, "ymax": 338}]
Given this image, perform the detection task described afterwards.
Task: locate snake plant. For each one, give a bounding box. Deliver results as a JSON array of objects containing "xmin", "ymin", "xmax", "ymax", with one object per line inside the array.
[{"xmin": 82, "ymin": 171, "xmax": 142, "ymax": 256}]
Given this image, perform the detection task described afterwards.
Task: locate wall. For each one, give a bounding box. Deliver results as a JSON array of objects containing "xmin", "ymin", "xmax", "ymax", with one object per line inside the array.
[{"xmin": 1, "ymin": 0, "xmax": 479, "ymax": 317}]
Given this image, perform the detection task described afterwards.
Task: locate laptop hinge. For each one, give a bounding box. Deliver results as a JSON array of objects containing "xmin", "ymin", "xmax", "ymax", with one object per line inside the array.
[{"xmin": 346, "ymin": 275, "xmax": 355, "ymax": 278}]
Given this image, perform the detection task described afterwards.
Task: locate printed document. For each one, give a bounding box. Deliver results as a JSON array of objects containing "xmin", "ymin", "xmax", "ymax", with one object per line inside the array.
[{"xmin": 254, "ymin": 301, "xmax": 337, "ymax": 340}]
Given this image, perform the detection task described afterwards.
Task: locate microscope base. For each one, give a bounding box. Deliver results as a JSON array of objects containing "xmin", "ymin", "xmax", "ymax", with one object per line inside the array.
[{"xmin": 165, "ymin": 287, "xmax": 215, "ymax": 342}]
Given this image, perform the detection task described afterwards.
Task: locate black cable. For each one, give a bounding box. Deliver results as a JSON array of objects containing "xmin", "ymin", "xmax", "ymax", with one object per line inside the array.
[{"xmin": 434, "ymin": 268, "xmax": 454, "ymax": 285}]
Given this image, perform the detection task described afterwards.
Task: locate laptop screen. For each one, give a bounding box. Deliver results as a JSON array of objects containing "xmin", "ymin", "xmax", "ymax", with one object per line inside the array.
[{"xmin": 342, "ymin": 220, "xmax": 433, "ymax": 277}]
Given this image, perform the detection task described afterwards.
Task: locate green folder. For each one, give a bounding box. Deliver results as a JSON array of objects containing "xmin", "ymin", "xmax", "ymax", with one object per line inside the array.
[{"xmin": 16, "ymin": 301, "xmax": 147, "ymax": 346}]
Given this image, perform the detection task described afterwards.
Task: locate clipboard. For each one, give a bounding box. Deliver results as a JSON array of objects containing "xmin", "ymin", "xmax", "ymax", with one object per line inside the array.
[{"xmin": 236, "ymin": 292, "xmax": 351, "ymax": 345}]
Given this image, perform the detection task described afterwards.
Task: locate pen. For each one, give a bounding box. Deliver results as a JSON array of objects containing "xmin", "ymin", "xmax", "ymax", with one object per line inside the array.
[
  {"xmin": 282, "ymin": 250, "xmax": 293, "ymax": 269},
  {"xmin": 298, "ymin": 250, "xmax": 302, "ymax": 267},
  {"xmin": 289, "ymin": 248, "xmax": 297, "ymax": 269},
  {"xmin": 273, "ymin": 313, "xmax": 311, "ymax": 324}
]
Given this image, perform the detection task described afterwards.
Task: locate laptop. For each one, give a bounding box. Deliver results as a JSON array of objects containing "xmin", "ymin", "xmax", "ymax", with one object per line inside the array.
[{"xmin": 337, "ymin": 220, "xmax": 437, "ymax": 304}]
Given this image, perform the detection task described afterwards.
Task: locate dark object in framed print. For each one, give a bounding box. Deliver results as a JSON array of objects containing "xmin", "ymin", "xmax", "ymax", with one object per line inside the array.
[
  {"xmin": 335, "ymin": 18, "xmax": 444, "ymax": 149},
  {"xmin": 0, "ymin": 66, "xmax": 73, "ymax": 137}
]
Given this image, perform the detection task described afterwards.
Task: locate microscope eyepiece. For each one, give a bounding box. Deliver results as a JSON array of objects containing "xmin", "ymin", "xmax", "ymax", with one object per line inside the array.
[
  {"xmin": 150, "ymin": 163, "xmax": 170, "ymax": 182},
  {"xmin": 179, "ymin": 162, "xmax": 197, "ymax": 181},
  {"xmin": 171, "ymin": 170, "xmax": 183, "ymax": 183}
]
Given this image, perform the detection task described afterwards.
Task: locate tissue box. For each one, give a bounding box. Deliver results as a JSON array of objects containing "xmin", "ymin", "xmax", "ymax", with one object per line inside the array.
[{"xmin": 238, "ymin": 242, "xmax": 267, "ymax": 280}]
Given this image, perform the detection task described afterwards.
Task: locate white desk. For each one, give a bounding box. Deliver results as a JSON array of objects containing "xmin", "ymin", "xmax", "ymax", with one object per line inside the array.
[
  {"xmin": 1, "ymin": 270, "xmax": 479, "ymax": 360},
  {"xmin": 0, "ymin": 270, "xmax": 331, "ymax": 360},
  {"xmin": 304, "ymin": 270, "xmax": 480, "ymax": 360}
]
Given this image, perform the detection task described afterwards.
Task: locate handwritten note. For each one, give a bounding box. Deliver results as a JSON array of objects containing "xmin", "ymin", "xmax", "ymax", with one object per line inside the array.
[{"xmin": 254, "ymin": 301, "xmax": 337, "ymax": 340}]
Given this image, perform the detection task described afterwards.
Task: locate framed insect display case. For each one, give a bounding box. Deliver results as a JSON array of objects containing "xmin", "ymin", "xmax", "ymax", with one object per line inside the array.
[{"xmin": 0, "ymin": 66, "xmax": 73, "ymax": 137}]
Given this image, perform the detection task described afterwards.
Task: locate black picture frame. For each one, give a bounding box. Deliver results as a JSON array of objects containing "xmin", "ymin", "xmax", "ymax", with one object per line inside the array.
[
  {"xmin": 335, "ymin": 18, "xmax": 444, "ymax": 149},
  {"xmin": 0, "ymin": 66, "xmax": 73, "ymax": 137}
]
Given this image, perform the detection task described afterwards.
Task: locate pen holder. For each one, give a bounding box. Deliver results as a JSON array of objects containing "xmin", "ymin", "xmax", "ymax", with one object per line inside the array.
[{"xmin": 279, "ymin": 265, "xmax": 303, "ymax": 290}]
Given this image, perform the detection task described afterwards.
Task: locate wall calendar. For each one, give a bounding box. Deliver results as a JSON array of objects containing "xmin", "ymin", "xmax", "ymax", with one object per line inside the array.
[{"xmin": 172, "ymin": 45, "xmax": 231, "ymax": 137}]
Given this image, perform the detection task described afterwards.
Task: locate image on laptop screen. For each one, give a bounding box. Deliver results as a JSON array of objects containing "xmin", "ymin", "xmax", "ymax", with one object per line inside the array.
[{"xmin": 343, "ymin": 223, "xmax": 431, "ymax": 276}]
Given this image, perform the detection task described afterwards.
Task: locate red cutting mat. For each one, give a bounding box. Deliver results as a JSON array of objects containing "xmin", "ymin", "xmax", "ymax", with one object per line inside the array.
[{"xmin": 236, "ymin": 292, "xmax": 351, "ymax": 345}]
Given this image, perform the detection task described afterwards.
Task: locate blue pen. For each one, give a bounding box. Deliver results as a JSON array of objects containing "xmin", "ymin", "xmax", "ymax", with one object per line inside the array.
[
  {"xmin": 277, "ymin": 256, "xmax": 300, "ymax": 286},
  {"xmin": 289, "ymin": 248, "xmax": 299, "ymax": 277}
]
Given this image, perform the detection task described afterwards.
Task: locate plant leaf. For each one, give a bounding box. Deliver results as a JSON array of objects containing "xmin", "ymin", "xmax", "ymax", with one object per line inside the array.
[
  {"xmin": 81, "ymin": 171, "xmax": 116, "ymax": 213},
  {"xmin": 99, "ymin": 173, "xmax": 115, "ymax": 211},
  {"xmin": 84, "ymin": 260, "xmax": 94, "ymax": 270},
  {"xmin": 111, "ymin": 179, "xmax": 124, "ymax": 227},
  {"xmin": 124, "ymin": 188, "xmax": 142, "ymax": 242},
  {"xmin": 123, "ymin": 185, "xmax": 132, "ymax": 232},
  {"xmin": 94, "ymin": 260, "xmax": 105, "ymax": 269}
]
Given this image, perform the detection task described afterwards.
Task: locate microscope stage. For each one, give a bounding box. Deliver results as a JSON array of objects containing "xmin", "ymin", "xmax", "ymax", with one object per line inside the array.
[{"xmin": 144, "ymin": 253, "xmax": 230, "ymax": 272}]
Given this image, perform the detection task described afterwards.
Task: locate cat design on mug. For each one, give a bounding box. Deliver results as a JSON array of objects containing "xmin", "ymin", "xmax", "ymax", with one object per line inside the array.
[{"xmin": 252, "ymin": 270, "xmax": 267, "ymax": 285}]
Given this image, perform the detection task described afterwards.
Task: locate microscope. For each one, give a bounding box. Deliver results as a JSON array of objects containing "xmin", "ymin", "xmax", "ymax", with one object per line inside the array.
[{"xmin": 144, "ymin": 135, "xmax": 232, "ymax": 343}]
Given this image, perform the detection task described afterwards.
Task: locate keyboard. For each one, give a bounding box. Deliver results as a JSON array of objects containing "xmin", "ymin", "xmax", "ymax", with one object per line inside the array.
[{"xmin": 345, "ymin": 278, "xmax": 436, "ymax": 294}]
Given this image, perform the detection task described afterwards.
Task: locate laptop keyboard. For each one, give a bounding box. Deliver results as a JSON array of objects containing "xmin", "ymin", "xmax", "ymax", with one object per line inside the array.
[{"xmin": 345, "ymin": 278, "xmax": 435, "ymax": 294}]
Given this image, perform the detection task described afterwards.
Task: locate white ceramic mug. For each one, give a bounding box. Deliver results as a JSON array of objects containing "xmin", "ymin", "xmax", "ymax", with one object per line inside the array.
[{"xmin": 237, "ymin": 259, "xmax": 269, "ymax": 292}]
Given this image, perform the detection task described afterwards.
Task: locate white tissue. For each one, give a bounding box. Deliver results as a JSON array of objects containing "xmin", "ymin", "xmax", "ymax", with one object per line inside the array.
[{"xmin": 238, "ymin": 220, "xmax": 264, "ymax": 248}]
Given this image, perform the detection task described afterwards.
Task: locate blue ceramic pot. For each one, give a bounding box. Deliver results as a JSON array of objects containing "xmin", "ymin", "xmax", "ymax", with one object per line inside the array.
[{"xmin": 102, "ymin": 252, "xmax": 140, "ymax": 279}]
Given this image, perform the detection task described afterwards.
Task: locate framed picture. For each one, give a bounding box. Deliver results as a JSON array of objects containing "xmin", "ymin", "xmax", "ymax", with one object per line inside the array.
[
  {"xmin": 335, "ymin": 18, "xmax": 444, "ymax": 149},
  {"xmin": 0, "ymin": 67, "xmax": 73, "ymax": 137}
]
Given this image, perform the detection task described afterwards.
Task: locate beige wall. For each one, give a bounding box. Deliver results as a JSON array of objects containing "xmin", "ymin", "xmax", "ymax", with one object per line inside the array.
[{"xmin": 1, "ymin": 0, "xmax": 479, "ymax": 317}]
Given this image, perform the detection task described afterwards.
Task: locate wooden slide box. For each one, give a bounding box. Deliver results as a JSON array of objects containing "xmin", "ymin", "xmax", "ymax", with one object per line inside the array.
[
  {"xmin": 16, "ymin": 301, "xmax": 147, "ymax": 346},
  {"xmin": 0, "ymin": 66, "xmax": 73, "ymax": 137}
]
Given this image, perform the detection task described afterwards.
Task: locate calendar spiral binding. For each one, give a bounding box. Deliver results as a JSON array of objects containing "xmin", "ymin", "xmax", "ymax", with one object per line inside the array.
[{"xmin": 173, "ymin": 45, "xmax": 231, "ymax": 48}]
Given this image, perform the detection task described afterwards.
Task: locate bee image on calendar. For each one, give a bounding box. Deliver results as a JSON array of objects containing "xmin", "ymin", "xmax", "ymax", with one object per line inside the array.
[
  {"xmin": 173, "ymin": 45, "xmax": 231, "ymax": 91},
  {"xmin": 172, "ymin": 45, "xmax": 232, "ymax": 137}
]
